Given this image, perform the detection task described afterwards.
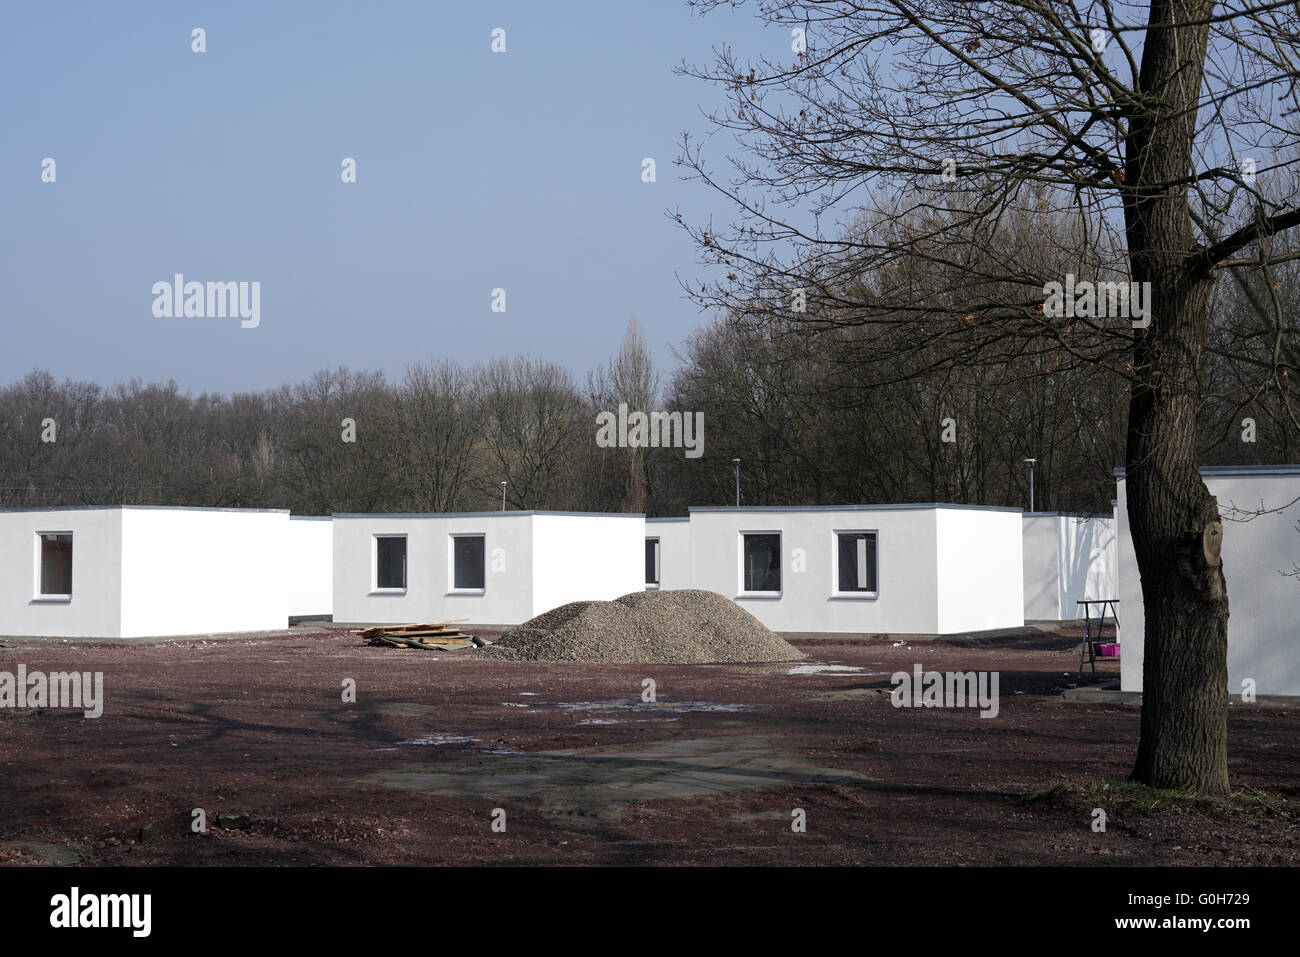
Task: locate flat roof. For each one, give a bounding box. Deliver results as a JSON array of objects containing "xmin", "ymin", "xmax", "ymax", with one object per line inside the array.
[
  {"xmin": 1023, "ymin": 511, "xmax": 1112, "ymax": 519},
  {"xmin": 1113, "ymin": 465, "xmax": 1300, "ymax": 478},
  {"xmin": 331, "ymin": 510, "xmax": 645, "ymax": 519},
  {"xmin": 0, "ymin": 505, "xmax": 290, "ymax": 514},
  {"xmin": 646, "ymin": 516, "xmax": 689, "ymax": 523},
  {"xmin": 687, "ymin": 503, "xmax": 1022, "ymax": 514}
]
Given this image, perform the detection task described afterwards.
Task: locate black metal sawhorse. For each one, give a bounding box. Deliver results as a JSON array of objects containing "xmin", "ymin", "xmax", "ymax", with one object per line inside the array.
[{"xmin": 1076, "ymin": 599, "xmax": 1119, "ymax": 675}]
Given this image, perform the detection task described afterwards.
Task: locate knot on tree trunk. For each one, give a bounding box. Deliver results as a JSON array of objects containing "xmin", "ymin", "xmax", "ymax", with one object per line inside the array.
[{"xmin": 1176, "ymin": 499, "xmax": 1227, "ymax": 603}]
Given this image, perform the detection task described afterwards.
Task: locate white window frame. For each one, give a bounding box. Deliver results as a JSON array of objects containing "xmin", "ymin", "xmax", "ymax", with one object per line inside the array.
[
  {"xmin": 448, "ymin": 533, "xmax": 487, "ymax": 595},
  {"xmin": 737, "ymin": 530, "xmax": 783, "ymax": 599},
  {"xmin": 645, "ymin": 537, "xmax": 661, "ymax": 589},
  {"xmin": 371, "ymin": 533, "xmax": 408, "ymax": 595},
  {"xmin": 831, "ymin": 528, "xmax": 879, "ymax": 600},
  {"xmin": 34, "ymin": 530, "xmax": 73, "ymax": 603}
]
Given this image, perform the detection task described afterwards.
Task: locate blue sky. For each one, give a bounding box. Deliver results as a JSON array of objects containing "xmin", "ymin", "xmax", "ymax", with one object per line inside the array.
[{"xmin": 0, "ymin": 1, "xmax": 777, "ymax": 393}]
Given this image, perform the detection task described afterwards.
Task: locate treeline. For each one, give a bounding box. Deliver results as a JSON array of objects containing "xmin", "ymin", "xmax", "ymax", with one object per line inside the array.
[{"xmin": 2, "ymin": 295, "xmax": 1295, "ymax": 517}]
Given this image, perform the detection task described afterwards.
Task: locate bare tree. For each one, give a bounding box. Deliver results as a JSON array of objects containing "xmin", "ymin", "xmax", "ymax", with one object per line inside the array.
[
  {"xmin": 675, "ymin": 0, "xmax": 1300, "ymax": 795},
  {"xmin": 588, "ymin": 316, "xmax": 662, "ymax": 512},
  {"xmin": 478, "ymin": 356, "xmax": 581, "ymax": 509},
  {"xmin": 398, "ymin": 360, "xmax": 483, "ymax": 512}
]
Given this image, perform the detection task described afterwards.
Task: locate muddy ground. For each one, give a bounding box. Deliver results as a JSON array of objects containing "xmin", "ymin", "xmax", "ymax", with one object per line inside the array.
[{"xmin": 0, "ymin": 628, "xmax": 1296, "ymax": 866}]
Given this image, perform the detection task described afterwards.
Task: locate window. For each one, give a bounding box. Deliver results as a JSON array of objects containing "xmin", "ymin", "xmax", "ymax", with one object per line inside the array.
[
  {"xmin": 742, "ymin": 533, "xmax": 781, "ymax": 593},
  {"xmin": 39, "ymin": 533, "xmax": 73, "ymax": 597},
  {"xmin": 375, "ymin": 535, "xmax": 407, "ymax": 590},
  {"xmin": 452, "ymin": 534, "xmax": 486, "ymax": 590},
  {"xmin": 836, "ymin": 531, "xmax": 878, "ymax": 594},
  {"xmin": 645, "ymin": 538, "xmax": 661, "ymax": 587}
]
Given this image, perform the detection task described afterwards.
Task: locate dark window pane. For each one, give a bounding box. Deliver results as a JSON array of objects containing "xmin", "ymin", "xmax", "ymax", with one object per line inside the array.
[
  {"xmin": 645, "ymin": 539, "xmax": 660, "ymax": 585},
  {"xmin": 454, "ymin": 536, "xmax": 485, "ymax": 589},
  {"xmin": 40, "ymin": 533, "xmax": 72, "ymax": 595},
  {"xmin": 376, "ymin": 537, "xmax": 407, "ymax": 589},
  {"xmin": 743, "ymin": 534, "xmax": 781, "ymax": 592},
  {"xmin": 838, "ymin": 533, "xmax": 877, "ymax": 592}
]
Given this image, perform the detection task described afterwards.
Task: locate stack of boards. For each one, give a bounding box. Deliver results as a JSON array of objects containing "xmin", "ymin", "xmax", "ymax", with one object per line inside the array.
[{"xmin": 355, "ymin": 622, "xmax": 485, "ymax": 651}]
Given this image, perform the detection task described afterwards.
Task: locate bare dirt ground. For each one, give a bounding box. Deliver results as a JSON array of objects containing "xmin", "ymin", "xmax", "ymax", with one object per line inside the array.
[{"xmin": 1, "ymin": 628, "xmax": 1296, "ymax": 866}]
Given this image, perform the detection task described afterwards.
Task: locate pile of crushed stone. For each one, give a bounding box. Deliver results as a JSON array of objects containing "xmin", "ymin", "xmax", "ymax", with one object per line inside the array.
[{"xmin": 479, "ymin": 589, "xmax": 805, "ymax": 664}]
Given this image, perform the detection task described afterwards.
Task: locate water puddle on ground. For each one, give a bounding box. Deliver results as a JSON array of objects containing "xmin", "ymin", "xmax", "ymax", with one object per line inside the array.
[
  {"xmin": 362, "ymin": 735, "xmax": 874, "ymax": 818},
  {"xmin": 395, "ymin": 734, "xmax": 479, "ymax": 746},
  {"xmin": 391, "ymin": 734, "xmax": 526, "ymax": 755},
  {"xmin": 557, "ymin": 700, "xmax": 761, "ymax": 714},
  {"xmin": 786, "ymin": 663, "xmax": 868, "ymax": 676}
]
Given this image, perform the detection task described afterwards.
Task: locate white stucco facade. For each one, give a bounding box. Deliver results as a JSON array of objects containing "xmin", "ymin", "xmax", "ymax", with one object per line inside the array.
[
  {"xmin": 331, "ymin": 511, "xmax": 645, "ymax": 627},
  {"xmin": 1117, "ymin": 466, "xmax": 1300, "ymax": 696},
  {"xmin": 0, "ymin": 506, "xmax": 293, "ymax": 638},
  {"xmin": 0, "ymin": 507, "xmax": 124, "ymax": 639},
  {"xmin": 1022, "ymin": 513, "xmax": 1117, "ymax": 620},
  {"xmin": 288, "ymin": 516, "xmax": 333, "ymax": 619},
  {"xmin": 683, "ymin": 504, "xmax": 1024, "ymax": 635},
  {"xmin": 645, "ymin": 517, "xmax": 691, "ymax": 590}
]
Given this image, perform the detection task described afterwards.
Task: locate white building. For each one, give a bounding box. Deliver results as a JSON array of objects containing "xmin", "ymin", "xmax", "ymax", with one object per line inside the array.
[
  {"xmin": 288, "ymin": 516, "xmax": 333, "ymax": 620},
  {"xmin": 665, "ymin": 504, "xmax": 1024, "ymax": 635},
  {"xmin": 331, "ymin": 511, "xmax": 645, "ymax": 628},
  {"xmin": 1117, "ymin": 466, "xmax": 1300, "ymax": 696},
  {"xmin": 645, "ymin": 517, "xmax": 691, "ymax": 591},
  {"xmin": 0, "ymin": 506, "xmax": 319, "ymax": 638},
  {"xmin": 1021, "ymin": 513, "xmax": 1117, "ymax": 621}
]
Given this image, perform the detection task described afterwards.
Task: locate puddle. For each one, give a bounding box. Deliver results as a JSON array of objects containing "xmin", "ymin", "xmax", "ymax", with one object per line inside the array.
[
  {"xmin": 501, "ymin": 702, "xmax": 530, "ymax": 708},
  {"xmin": 577, "ymin": 717, "xmax": 681, "ymax": 726},
  {"xmin": 558, "ymin": 700, "xmax": 760, "ymax": 714},
  {"xmin": 363, "ymin": 735, "xmax": 874, "ymax": 810},
  {"xmin": 396, "ymin": 734, "xmax": 479, "ymax": 746},
  {"xmin": 786, "ymin": 664, "xmax": 867, "ymax": 675},
  {"xmin": 366, "ymin": 702, "xmax": 437, "ymax": 717}
]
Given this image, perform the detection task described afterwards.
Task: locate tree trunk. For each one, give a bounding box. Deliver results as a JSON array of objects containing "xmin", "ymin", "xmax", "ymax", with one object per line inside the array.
[
  {"xmin": 1124, "ymin": 0, "xmax": 1229, "ymax": 796},
  {"xmin": 1126, "ymin": 293, "xmax": 1230, "ymax": 796}
]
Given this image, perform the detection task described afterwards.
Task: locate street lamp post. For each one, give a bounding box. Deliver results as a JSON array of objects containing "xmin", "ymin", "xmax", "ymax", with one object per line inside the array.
[
  {"xmin": 500, "ymin": 481, "xmax": 508, "ymax": 512},
  {"xmin": 731, "ymin": 458, "xmax": 741, "ymax": 507},
  {"xmin": 1023, "ymin": 458, "xmax": 1037, "ymax": 512}
]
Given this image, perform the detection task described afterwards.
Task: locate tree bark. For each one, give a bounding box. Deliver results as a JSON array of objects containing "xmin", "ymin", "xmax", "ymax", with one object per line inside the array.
[{"xmin": 1124, "ymin": 0, "xmax": 1230, "ymax": 796}]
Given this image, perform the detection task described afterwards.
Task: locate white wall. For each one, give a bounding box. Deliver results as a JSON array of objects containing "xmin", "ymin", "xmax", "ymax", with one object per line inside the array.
[
  {"xmin": 332, "ymin": 513, "xmax": 536, "ymax": 626},
  {"xmin": 118, "ymin": 508, "xmax": 290, "ymax": 637},
  {"xmin": 935, "ymin": 508, "xmax": 1024, "ymax": 633},
  {"xmin": 288, "ymin": 517, "xmax": 333, "ymax": 618},
  {"xmin": 531, "ymin": 514, "xmax": 645, "ymax": 616},
  {"xmin": 1118, "ymin": 469, "xmax": 1300, "ymax": 695},
  {"xmin": 333, "ymin": 512, "xmax": 644, "ymax": 627},
  {"xmin": 1022, "ymin": 515, "xmax": 1063, "ymax": 619},
  {"xmin": 0, "ymin": 508, "xmax": 124, "ymax": 638},
  {"xmin": 1023, "ymin": 514, "xmax": 1117, "ymax": 620},
  {"xmin": 646, "ymin": 518, "xmax": 691, "ymax": 590},
  {"xmin": 686, "ymin": 506, "xmax": 946, "ymax": 634},
  {"xmin": 1059, "ymin": 514, "xmax": 1116, "ymax": 613}
]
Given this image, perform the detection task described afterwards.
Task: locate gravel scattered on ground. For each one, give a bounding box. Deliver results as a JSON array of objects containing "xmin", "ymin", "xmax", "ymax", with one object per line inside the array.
[{"xmin": 479, "ymin": 589, "xmax": 806, "ymax": 664}]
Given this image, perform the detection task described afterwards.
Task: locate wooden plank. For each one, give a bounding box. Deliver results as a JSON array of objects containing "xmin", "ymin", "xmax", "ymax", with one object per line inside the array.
[{"xmin": 357, "ymin": 620, "xmax": 470, "ymax": 639}]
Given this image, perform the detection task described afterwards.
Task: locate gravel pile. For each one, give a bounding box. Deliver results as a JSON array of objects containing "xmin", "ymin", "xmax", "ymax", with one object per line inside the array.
[{"xmin": 480, "ymin": 589, "xmax": 805, "ymax": 664}]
